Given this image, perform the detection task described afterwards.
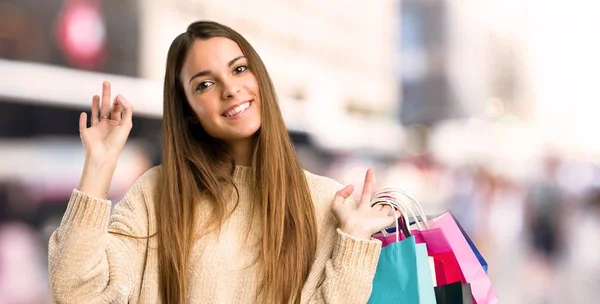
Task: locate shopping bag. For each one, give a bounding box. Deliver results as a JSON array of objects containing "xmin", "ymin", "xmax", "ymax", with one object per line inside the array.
[
  {"xmin": 374, "ymin": 223, "xmax": 463, "ymax": 285},
  {"xmin": 435, "ymin": 281, "xmax": 474, "ymax": 304},
  {"xmin": 452, "ymin": 213, "xmax": 488, "ymax": 273},
  {"xmin": 367, "ymin": 198, "xmax": 436, "ymax": 304},
  {"xmin": 411, "ymin": 213, "xmax": 498, "ymax": 304},
  {"xmin": 372, "ymin": 190, "xmax": 462, "ymax": 286},
  {"xmin": 368, "ymin": 236, "xmax": 437, "ymax": 304},
  {"xmin": 432, "ymin": 251, "xmax": 463, "ymax": 286},
  {"xmin": 371, "ymin": 188, "xmax": 498, "ymax": 304}
]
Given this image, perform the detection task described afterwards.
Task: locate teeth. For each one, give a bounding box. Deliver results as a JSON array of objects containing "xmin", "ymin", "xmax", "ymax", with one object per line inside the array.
[{"xmin": 226, "ymin": 102, "xmax": 250, "ymax": 117}]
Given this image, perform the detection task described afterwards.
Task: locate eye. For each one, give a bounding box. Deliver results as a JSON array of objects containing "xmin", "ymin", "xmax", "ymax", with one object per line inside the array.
[
  {"xmin": 195, "ymin": 81, "xmax": 214, "ymax": 92},
  {"xmin": 233, "ymin": 65, "xmax": 248, "ymax": 74}
]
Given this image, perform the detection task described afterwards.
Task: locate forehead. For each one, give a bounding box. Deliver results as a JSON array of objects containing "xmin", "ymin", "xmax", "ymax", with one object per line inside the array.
[{"xmin": 183, "ymin": 37, "xmax": 243, "ymax": 74}]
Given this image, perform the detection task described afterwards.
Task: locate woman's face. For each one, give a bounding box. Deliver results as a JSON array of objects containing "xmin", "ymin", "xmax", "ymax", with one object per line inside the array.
[{"xmin": 180, "ymin": 37, "xmax": 261, "ymax": 144}]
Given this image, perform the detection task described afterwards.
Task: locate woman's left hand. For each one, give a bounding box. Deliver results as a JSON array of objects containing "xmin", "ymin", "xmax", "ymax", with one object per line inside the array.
[{"xmin": 331, "ymin": 169, "xmax": 396, "ymax": 240}]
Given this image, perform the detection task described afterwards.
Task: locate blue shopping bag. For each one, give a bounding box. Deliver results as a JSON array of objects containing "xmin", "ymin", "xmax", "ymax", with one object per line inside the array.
[{"xmin": 368, "ymin": 235, "xmax": 436, "ymax": 304}]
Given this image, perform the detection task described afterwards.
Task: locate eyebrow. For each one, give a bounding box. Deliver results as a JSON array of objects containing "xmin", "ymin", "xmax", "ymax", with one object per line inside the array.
[{"xmin": 187, "ymin": 55, "xmax": 246, "ymax": 84}]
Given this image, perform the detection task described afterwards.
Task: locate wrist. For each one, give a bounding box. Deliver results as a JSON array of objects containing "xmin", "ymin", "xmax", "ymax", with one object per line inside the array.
[
  {"xmin": 78, "ymin": 156, "xmax": 118, "ymax": 199},
  {"xmin": 84, "ymin": 153, "xmax": 118, "ymax": 170},
  {"xmin": 339, "ymin": 224, "xmax": 372, "ymax": 240}
]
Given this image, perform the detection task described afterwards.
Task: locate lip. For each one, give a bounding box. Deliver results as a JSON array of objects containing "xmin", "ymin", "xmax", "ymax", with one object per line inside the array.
[{"xmin": 221, "ymin": 99, "xmax": 253, "ymax": 117}]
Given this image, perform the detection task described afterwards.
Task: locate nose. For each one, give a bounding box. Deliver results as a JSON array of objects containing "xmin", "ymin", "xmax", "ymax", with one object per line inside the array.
[{"xmin": 221, "ymin": 78, "xmax": 241, "ymax": 100}]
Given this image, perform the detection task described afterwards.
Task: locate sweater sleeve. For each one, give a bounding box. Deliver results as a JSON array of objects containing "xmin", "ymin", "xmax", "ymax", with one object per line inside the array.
[
  {"xmin": 48, "ymin": 169, "xmax": 156, "ymax": 304},
  {"xmin": 301, "ymin": 175, "xmax": 382, "ymax": 304},
  {"xmin": 304, "ymin": 228, "xmax": 381, "ymax": 304}
]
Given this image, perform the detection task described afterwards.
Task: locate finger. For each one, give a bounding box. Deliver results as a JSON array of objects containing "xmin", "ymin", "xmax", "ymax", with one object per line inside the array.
[
  {"xmin": 79, "ymin": 112, "xmax": 87, "ymax": 132},
  {"xmin": 117, "ymin": 95, "xmax": 134, "ymax": 127},
  {"xmin": 91, "ymin": 95, "xmax": 100, "ymax": 125},
  {"xmin": 100, "ymin": 81, "xmax": 111, "ymax": 118},
  {"xmin": 359, "ymin": 168, "xmax": 375, "ymax": 209},
  {"xmin": 111, "ymin": 96, "xmax": 122, "ymax": 122},
  {"xmin": 381, "ymin": 205, "xmax": 393, "ymax": 216},
  {"xmin": 333, "ymin": 184, "xmax": 355, "ymax": 205}
]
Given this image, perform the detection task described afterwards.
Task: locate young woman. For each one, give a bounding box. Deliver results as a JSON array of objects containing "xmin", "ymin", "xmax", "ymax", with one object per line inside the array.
[{"xmin": 49, "ymin": 20, "xmax": 395, "ymax": 304}]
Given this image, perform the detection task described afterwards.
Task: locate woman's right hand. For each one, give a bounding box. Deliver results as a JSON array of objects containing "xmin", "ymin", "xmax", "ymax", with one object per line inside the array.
[
  {"xmin": 77, "ymin": 81, "xmax": 134, "ymax": 199},
  {"xmin": 79, "ymin": 81, "xmax": 134, "ymax": 163}
]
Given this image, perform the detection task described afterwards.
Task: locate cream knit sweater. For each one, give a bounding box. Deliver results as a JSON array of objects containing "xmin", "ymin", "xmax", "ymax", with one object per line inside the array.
[{"xmin": 48, "ymin": 166, "xmax": 382, "ymax": 303}]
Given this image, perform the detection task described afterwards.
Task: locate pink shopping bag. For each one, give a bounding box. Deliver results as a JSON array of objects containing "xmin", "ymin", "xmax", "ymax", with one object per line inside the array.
[
  {"xmin": 374, "ymin": 225, "xmax": 463, "ymax": 287},
  {"xmin": 412, "ymin": 213, "xmax": 498, "ymax": 304}
]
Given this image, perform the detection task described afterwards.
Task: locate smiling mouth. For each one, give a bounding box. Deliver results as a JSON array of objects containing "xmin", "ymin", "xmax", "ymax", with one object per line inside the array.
[{"xmin": 222, "ymin": 100, "xmax": 252, "ymax": 118}]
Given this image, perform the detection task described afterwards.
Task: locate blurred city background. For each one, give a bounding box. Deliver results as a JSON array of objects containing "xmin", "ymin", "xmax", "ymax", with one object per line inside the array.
[{"xmin": 1, "ymin": 0, "xmax": 599, "ymax": 303}]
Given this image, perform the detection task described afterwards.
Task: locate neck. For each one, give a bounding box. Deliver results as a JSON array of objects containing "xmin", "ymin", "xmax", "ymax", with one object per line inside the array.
[{"xmin": 226, "ymin": 137, "xmax": 253, "ymax": 166}]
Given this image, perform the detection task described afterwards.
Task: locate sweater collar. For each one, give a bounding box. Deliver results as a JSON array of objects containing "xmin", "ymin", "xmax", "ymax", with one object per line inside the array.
[{"xmin": 233, "ymin": 165, "xmax": 252, "ymax": 185}]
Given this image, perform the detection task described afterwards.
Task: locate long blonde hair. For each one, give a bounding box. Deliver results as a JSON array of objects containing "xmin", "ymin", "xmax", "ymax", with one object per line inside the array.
[{"xmin": 157, "ymin": 20, "xmax": 317, "ymax": 303}]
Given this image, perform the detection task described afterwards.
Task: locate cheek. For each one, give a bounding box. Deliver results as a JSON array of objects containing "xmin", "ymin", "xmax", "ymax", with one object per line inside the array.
[
  {"xmin": 256, "ymin": 100, "xmax": 262, "ymax": 115},
  {"xmin": 189, "ymin": 97, "xmax": 218, "ymax": 120},
  {"xmin": 187, "ymin": 103, "xmax": 205, "ymax": 122},
  {"xmin": 251, "ymin": 78, "xmax": 260, "ymax": 96},
  {"xmin": 242, "ymin": 73, "xmax": 259, "ymax": 95},
  {"xmin": 193, "ymin": 105, "xmax": 207, "ymax": 118}
]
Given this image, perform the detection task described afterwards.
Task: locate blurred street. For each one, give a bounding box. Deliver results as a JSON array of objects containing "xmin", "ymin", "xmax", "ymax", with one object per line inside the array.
[{"xmin": 1, "ymin": 0, "xmax": 600, "ymax": 303}]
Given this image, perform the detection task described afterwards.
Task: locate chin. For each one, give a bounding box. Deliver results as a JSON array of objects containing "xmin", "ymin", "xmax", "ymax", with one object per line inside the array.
[
  {"xmin": 233, "ymin": 127, "xmax": 261, "ymax": 140},
  {"xmin": 221, "ymin": 124, "xmax": 261, "ymax": 142}
]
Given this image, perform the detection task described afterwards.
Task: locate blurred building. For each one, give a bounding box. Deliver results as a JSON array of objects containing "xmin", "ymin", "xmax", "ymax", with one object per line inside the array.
[
  {"xmin": 0, "ymin": 0, "xmax": 406, "ymax": 157},
  {"xmin": 138, "ymin": 0, "xmax": 405, "ymax": 154}
]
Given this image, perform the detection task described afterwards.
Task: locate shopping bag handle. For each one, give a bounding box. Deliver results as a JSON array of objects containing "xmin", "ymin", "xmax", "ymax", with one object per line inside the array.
[
  {"xmin": 370, "ymin": 197, "xmax": 412, "ymax": 243},
  {"xmin": 372, "ymin": 195, "xmax": 425, "ymax": 231},
  {"xmin": 373, "ymin": 187, "xmax": 431, "ymax": 229}
]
